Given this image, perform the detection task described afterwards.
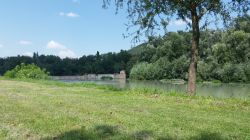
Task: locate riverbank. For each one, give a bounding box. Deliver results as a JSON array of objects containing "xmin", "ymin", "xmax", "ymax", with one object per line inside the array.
[{"xmin": 0, "ymin": 79, "xmax": 249, "ymax": 139}]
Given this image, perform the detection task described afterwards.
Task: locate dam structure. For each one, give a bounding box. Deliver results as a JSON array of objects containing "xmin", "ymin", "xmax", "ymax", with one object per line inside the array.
[{"xmin": 51, "ymin": 70, "xmax": 126, "ymax": 81}]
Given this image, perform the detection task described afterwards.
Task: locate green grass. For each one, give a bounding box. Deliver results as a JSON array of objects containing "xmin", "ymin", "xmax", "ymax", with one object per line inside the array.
[{"xmin": 0, "ymin": 79, "xmax": 249, "ymax": 140}]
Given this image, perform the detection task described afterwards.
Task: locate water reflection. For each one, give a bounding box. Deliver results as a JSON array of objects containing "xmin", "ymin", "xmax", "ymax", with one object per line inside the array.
[{"xmin": 62, "ymin": 79, "xmax": 250, "ymax": 99}]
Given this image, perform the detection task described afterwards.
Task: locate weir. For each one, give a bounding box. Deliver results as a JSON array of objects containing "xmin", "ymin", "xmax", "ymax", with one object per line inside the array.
[{"xmin": 51, "ymin": 70, "xmax": 126, "ymax": 81}]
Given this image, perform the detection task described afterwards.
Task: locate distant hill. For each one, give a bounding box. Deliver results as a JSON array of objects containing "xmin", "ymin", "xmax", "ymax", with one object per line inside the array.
[{"xmin": 127, "ymin": 43, "xmax": 147, "ymax": 55}]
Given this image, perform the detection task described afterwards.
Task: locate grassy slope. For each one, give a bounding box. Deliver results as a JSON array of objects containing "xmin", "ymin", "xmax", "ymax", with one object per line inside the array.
[
  {"xmin": 128, "ymin": 43, "xmax": 146, "ymax": 55},
  {"xmin": 0, "ymin": 79, "xmax": 249, "ymax": 140}
]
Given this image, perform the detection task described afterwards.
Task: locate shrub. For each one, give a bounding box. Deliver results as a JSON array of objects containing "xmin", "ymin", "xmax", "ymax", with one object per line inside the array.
[
  {"xmin": 244, "ymin": 62, "xmax": 250, "ymax": 82},
  {"xmin": 129, "ymin": 62, "xmax": 153, "ymax": 80},
  {"xmin": 170, "ymin": 56, "xmax": 189, "ymax": 80},
  {"xmin": 130, "ymin": 55, "xmax": 190, "ymax": 81},
  {"xmin": 198, "ymin": 61, "xmax": 211, "ymax": 80},
  {"xmin": 232, "ymin": 64, "xmax": 246, "ymax": 82},
  {"xmin": 218, "ymin": 63, "xmax": 246, "ymax": 83},
  {"xmin": 4, "ymin": 63, "xmax": 50, "ymax": 80},
  {"xmin": 154, "ymin": 57, "xmax": 172, "ymax": 79}
]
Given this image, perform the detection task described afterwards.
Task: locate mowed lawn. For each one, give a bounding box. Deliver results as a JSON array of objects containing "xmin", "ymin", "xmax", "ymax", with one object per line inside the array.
[{"xmin": 0, "ymin": 79, "xmax": 249, "ymax": 140}]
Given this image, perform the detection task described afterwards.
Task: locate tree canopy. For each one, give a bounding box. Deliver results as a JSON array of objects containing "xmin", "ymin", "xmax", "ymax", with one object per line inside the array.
[{"xmin": 104, "ymin": 0, "xmax": 249, "ymax": 37}]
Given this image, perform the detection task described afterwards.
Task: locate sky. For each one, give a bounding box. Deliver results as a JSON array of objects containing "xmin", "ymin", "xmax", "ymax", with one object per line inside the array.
[{"xmin": 0, "ymin": 0, "xmax": 193, "ymax": 58}]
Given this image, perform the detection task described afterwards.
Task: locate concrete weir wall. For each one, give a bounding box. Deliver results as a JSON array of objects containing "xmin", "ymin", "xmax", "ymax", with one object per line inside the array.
[{"xmin": 51, "ymin": 70, "xmax": 126, "ymax": 81}]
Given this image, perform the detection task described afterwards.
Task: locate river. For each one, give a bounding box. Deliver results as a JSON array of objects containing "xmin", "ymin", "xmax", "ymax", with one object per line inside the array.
[{"xmin": 60, "ymin": 79, "xmax": 250, "ymax": 99}]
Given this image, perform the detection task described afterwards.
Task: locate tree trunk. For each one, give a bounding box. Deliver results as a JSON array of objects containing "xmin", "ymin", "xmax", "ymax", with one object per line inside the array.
[{"xmin": 187, "ymin": 9, "xmax": 200, "ymax": 95}]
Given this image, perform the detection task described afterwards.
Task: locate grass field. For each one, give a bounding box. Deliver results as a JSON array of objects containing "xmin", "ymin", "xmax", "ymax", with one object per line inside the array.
[{"xmin": 0, "ymin": 79, "xmax": 249, "ymax": 140}]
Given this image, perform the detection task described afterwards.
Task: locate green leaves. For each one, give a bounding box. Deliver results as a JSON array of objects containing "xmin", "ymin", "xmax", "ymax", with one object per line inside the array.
[
  {"xmin": 128, "ymin": 14, "xmax": 250, "ymax": 83},
  {"xmin": 4, "ymin": 63, "xmax": 50, "ymax": 80}
]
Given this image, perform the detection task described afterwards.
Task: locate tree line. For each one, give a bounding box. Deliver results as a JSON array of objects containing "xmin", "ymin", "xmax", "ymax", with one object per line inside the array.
[{"xmin": 0, "ymin": 50, "xmax": 132, "ymax": 76}]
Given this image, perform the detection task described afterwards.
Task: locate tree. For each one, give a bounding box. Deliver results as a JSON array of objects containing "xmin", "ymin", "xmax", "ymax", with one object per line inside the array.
[
  {"xmin": 233, "ymin": 14, "xmax": 250, "ymax": 32},
  {"xmin": 103, "ymin": 0, "xmax": 250, "ymax": 94}
]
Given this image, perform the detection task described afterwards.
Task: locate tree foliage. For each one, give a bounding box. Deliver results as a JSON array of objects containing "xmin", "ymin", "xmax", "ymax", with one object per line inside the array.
[
  {"xmin": 103, "ymin": 0, "xmax": 249, "ymax": 39},
  {"xmin": 0, "ymin": 50, "xmax": 131, "ymax": 76},
  {"xmin": 4, "ymin": 63, "xmax": 49, "ymax": 80},
  {"xmin": 129, "ymin": 15, "xmax": 250, "ymax": 83}
]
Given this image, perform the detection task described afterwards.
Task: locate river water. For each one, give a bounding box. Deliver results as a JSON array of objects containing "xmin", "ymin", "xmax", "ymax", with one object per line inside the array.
[{"xmin": 61, "ymin": 80, "xmax": 250, "ymax": 99}]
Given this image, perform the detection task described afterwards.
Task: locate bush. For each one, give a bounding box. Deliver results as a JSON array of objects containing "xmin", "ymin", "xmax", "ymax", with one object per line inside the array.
[
  {"xmin": 4, "ymin": 63, "xmax": 50, "ymax": 80},
  {"xmin": 154, "ymin": 57, "xmax": 172, "ymax": 79},
  {"xmin": 232, "ymin": 64, "xmax": 246, "ymax": 82},
  {"xmin": 198, "ymin": 61, "xmax": 214, "ymax": 81},
  {"xmin": 130, "ymin": 55, "xmax": 190, "ymax": 81},
  {"xmin": 244, "ymin": 62, "xmax": 250, "ymax": 82},
  {"xmin": 170, "ymin": 56, "xmax": 189, "ymax": 80},
  {"xmin": 218, "ymin": 63, "xmax": 246, "ymax": 83},
  {"xmin": 129, "ymin": 62, "xmax": 153, "ymax": 80}
]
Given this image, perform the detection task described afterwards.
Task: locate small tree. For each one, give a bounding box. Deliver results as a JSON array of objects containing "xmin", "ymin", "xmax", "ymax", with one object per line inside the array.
[{"xmin": 103, "ymin": 0, "xmax": 250, "ymax": 94}]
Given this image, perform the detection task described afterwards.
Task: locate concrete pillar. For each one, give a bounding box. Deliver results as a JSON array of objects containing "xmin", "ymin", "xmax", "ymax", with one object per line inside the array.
[{"xmin": 120, "ymin": 70, "xmax": 126, "ymax": 79}]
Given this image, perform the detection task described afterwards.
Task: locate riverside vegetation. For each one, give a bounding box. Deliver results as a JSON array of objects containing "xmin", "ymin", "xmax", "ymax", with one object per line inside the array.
[{"xmin": 0, "ymin": 77, "xmax": 249, "ymax": 139}]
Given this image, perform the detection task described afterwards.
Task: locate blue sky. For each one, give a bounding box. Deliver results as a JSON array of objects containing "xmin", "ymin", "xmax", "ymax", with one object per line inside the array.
[{"xmin": 0, "ymin": 0, "xmax": 191, "ymax": 58}]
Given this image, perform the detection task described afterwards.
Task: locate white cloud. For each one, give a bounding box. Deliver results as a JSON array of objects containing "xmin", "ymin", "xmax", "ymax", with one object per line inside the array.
[
  {"xmin": 170, "ymin": 19, "xmax": 191, "ymax": 26},
  {"xmin": 67, "ymin": 12, "xmax": 79, "ymax": 18},
  {"xmin": 19, "ymin": 40, "xmax": 32, "ymax": 45},
  {"xmin": 59, "ymin": 49, "xmax": 77, "ymax": 58},
  {"xmin": 47, "ymin": 40, "xmax": 66, "ymax": 50},
  {"xmin": 59, "ymin": 12, "xmax": 80, "ymax": 18},
  {"xmin": 23, "ymin": 52, "xmax": 33, "ymax": 57},
  {"xmin": 47, "ymin": 40, "xmax": 77, "ymax": 58}
]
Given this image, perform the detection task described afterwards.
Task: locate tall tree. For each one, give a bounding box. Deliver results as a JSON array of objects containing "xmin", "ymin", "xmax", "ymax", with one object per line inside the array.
[{"xmin": 103, "ymin": 0, "xmax": 250, "ymax": 94}]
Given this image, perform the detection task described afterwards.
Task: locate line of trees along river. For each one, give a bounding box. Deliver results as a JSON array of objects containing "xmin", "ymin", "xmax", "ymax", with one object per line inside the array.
[
  {"xmin": 0, "ymin": 15, "xmax": 250, "ymax": 83},
  {"xmin": 0, "ymin": 50, "xmax": 131, "ymax": 76}
]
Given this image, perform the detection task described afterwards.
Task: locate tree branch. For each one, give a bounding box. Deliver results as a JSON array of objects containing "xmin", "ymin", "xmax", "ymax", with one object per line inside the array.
[{"xmin": 198, "ymin": 2, "xmax": 217, "ymax": 20}]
